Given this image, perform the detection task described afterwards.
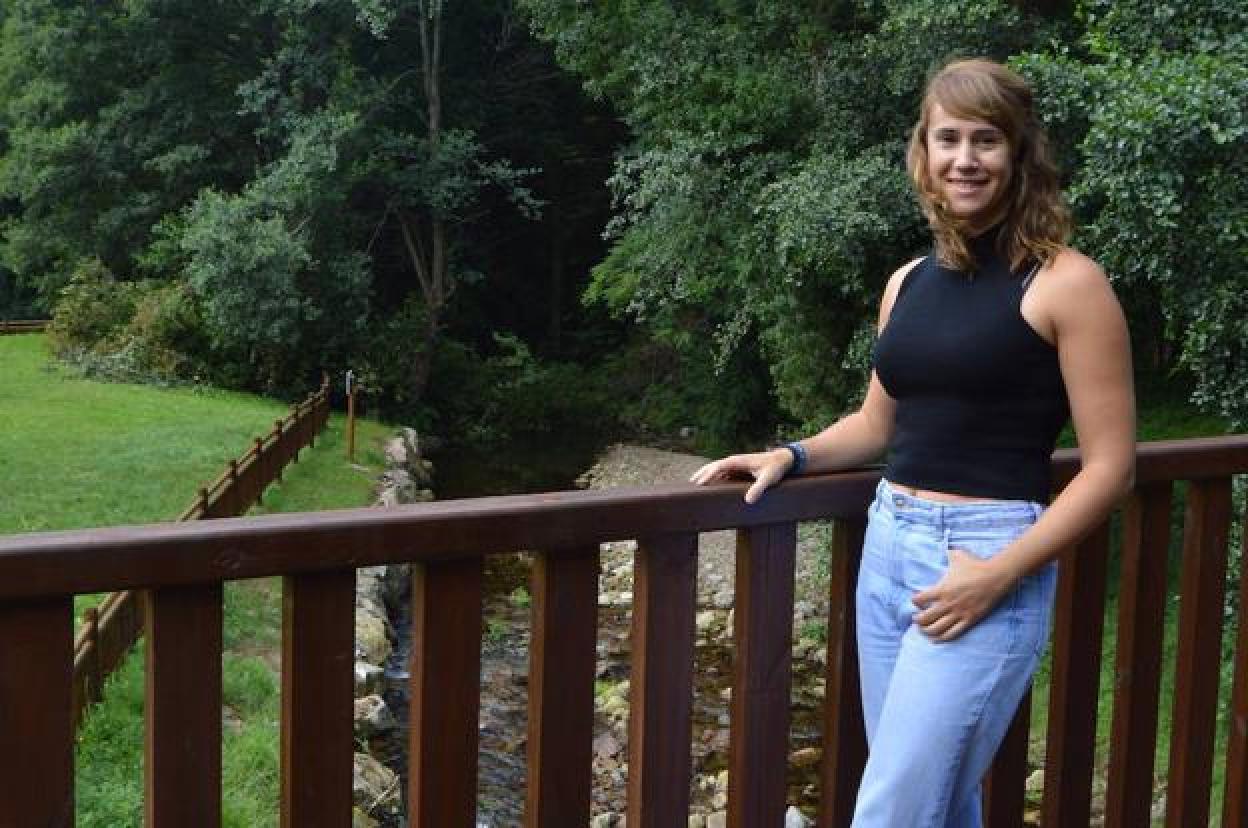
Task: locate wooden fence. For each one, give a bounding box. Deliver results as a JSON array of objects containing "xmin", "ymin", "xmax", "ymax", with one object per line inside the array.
[
  {"xmin": 0, "ymin": 318, "xmax": 49, "ymax": 334},
  {"xmin": 1, "ymin": 436, "xmax": 1246, "ymax": 827},
  {"xmin": 69, "ymin": 376, "xmax": 331, "ymax": 728}
]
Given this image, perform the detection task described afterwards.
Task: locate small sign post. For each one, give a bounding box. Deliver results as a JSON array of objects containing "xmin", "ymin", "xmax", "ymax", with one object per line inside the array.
[{"xmin": 345, "ymin": 370, "xmax": 357, "ymax": 462}]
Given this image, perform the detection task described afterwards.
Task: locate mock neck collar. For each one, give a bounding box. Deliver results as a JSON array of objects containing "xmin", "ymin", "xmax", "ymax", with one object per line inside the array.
[{"xmin": 967, "ymin": 222, "xmax": 1005, "ymax": 262}]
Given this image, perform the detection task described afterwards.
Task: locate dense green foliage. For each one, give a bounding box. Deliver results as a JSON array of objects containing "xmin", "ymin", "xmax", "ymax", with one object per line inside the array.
[
  {"xmin": 521, "ymin": 0, "xmax": 1247, "ymax": 443},
  {"xmin": 1, "ymin": 0, "xmax": 1245, "ymax": 447},
  {"xmin": 0, "ymin": 0, "xmax": 622, "ymax": 442}
]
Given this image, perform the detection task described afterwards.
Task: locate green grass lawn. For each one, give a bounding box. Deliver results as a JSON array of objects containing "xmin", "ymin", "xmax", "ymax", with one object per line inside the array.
[{"xmin": 0, "ymin": 335, "xmax": 393, "ymax": 827}]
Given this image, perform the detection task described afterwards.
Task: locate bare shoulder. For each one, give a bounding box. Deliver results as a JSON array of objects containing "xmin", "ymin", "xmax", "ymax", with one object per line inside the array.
[
  {"xmin": 1031, "ymin": 248, "xmax": 1123, "ymax": 329},
  {"xmin": 878, "ymin": 256, "xmax": 926, "ymax": 328}
]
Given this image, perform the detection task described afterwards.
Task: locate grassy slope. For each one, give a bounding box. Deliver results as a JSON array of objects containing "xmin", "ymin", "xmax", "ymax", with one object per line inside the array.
[
  {"xmin": 0, "ymin": 336, "xmax": 392, "ymax": 826},
  {"xmin": 1, "ymin": 334, "xmax": 291, "ymax": 533}
]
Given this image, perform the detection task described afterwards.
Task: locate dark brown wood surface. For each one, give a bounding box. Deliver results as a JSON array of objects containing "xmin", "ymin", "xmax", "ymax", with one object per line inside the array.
[
  {"xmin": 0, "ymin": 470, "xmax": 883, "ymax": 599},
  {"xmin": 628, "ymin": 532, "xmax": 698, "ymax": 828},
  {"xmin": 0, "ymin": 597, "xmax": 73, "ymax": 827},
  {"xmin": 5, "ymin": 436, "xmax": 1247, "ymax": 601},
  {"xmin": 1223, "ymin": 495, "xmax": 1248, "ymax": 828},
  {"xmin": 525, "ymin": 546, "xmax": 600, "ymax": 827},
  {"xmin": 1166, "ymin": 477, "xmax": 1232, "ymax": 828},
  {"xmin": 281, "ymin": 570, "xmax": 356, "ymax": 828},
  {"xmin": 1041, "ymin": 522, "xmax": 1110, "ymax": 827},
  {"xmin": 817, "ymin": 517, "xmax": 867, "ymax": 828},
  {"xmin": 983, "ymin": 689, "xmax": 1031, "ymax": 828},
  {"xmin": 408, "ymin": 558, "xmax": 484, "ymax": 828},
  {"xmin": 1104, "ymin": 483, "xmax": 1173, "ymax": 827},
  {"xmin": 728, "ymin": 523, "xmax": 797, "ymax": 828},
  {"xmin": 144, "ymin": 584, "xmax": 223, "ymax": 827}
]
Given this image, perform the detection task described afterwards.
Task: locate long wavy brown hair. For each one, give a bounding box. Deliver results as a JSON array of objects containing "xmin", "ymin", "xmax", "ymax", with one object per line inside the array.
[{"xmin": 906, "ymin": 58, "xmax": 1071, "ymax": 273}]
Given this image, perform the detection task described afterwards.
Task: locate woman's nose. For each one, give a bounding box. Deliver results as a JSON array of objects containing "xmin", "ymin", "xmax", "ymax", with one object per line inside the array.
[{"xmin": 954, "ymin": 141, "xmax": 978, "ymax": 169}]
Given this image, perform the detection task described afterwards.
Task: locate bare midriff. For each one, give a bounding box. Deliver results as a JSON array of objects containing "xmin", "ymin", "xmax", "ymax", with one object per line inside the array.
[{"xmin": 886, "ymin": 480, "xmax": 1001, "ymax": 504}]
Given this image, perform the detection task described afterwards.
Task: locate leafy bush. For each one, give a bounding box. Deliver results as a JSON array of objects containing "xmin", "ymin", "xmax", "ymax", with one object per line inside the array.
[{"xmin": 46, "ymin": 259, "xmax": 142, "ymax": 355}]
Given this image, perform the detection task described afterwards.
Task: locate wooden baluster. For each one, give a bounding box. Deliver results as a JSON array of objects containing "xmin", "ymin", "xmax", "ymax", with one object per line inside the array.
[
  {"xmin": 409, "ymin": 557, "xmax": 484, "ymax": 828},
  {"xmin": 83, "ymin": 606, "xmax": 102, "ymax": 706},
  {"xmin": 818, "ymin": 517, "xmax": 867, "ymax": 828},
  {"xmin": 1042, "ymin": 521, "xmax": 1110, "ymax": 827},
  {"xmin": 274, "ymin": 421, "xmax": 286, "ymax": 480},
  {"xmin": 525, "ymin": 547, "xmax": 600, "ymax": 827},
  {"xmin": 1223, "ymin": 492, "xmax": 1248, "ymax": 828},
  {"xmin": 145, "ymin": 584, "xmax": 223, "ymax": 827},
  {"xmin": 227, "ymin": 458, "xmax": 241, "ymax": 517},
  {"xmin": 1105, "ymin": 483, "xmax": 1172, "ymax": 827},
  {"xmin": 0, "ymin": 597, "xmax": 73, "ymax": 826},
  {"xmin": 982, "ymin": 689, "xmax": 1031, "ymax": 828},
  {"xmin": 728, "ymin": 522, "xmax": 797, "ymax": 827},
  {"xmin": 254, "ymin": 438, "xmax": 266, "ymax": 504},
  {"xmin": 281, "ymin": 569, "xmax": 356, "ymax": 828},
  {"xmin": 197, "ymin": 486, "xmax": 211, "ymax": 520},
  {"xmin": 1166, "ymin": 477, "xmax": 1232, "ymax": 827},
  {"xmin": 628, "ymin": 532, "xmax": 698, "ymax": 828}
]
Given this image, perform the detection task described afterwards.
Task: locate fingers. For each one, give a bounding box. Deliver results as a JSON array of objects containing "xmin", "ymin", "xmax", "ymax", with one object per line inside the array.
[{"xmin": 690, "ymin": 452, "xmax": 789, "ymax": 504}]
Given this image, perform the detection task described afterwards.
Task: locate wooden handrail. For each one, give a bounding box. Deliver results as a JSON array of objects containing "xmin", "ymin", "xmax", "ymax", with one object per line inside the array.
[
  {"xmin": 0, "ymin": 318, "xmax": 49, "ymax": 334},
  {"xmin": 0, "ymin": 435, "xmax": 1246, "ymax": 827}
]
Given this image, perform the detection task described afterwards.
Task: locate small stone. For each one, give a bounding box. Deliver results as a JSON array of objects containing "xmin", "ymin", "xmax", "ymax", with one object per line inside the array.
[
  {"xmin": 707, "ymin": 811, "xmax": 727, "ymax": 828},
  {"xmin": 354, "ymin": 695, "xmax": 398, "ymax": 739},
  {"xmin": 353, "ymin": 752, "xmax": 400, "ymax": 814},
  {"xmin": 353, "ymin": 806, "xmax": 380, "ymax": 828},
  {"xmin": 1025, "ymin": 769, "xmax": 1044, "ymax": 793},
  {"xmin": 715, "ymin": 769, "xmax": 730, "ymax": 792},
  {"xmin": 711, "ymin": 790, "xmax": 728, "ymax": 810},
  {"xmin": 712, "ymin": 590, "xmax": 734, "ymax": 609},
  {"xmin": 688, "ymin": 815, "xmax": 707, "ymax": 828},
  {"xmin": 355, "ymin": 661, "xmax": 384, "ymax": 698},
  {"xmin": 696, "ymin": 610, "xmax": 719, "ymax": 634},
  {"xmin": 789, "ymin": 746, "xmax": 822, "ymax": 767},
  {"xmin": 590, "ymin": 814, "xmax": 616, "ymax": 828},
  {"xmin": 785, "ymin": 805, "xmax": 811, "ymax": 828}
]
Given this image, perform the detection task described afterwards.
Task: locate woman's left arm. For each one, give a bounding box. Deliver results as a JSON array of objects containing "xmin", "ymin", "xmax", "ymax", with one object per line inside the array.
[{"xmin": 914, "ymin": 251, "xmax": 1136, "ymax": 641}]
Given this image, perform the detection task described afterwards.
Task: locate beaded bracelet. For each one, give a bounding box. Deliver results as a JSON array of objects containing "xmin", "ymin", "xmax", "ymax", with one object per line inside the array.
[{"xmin": 783, "ymin": 441, "xmax": 807, "ymax": 476}]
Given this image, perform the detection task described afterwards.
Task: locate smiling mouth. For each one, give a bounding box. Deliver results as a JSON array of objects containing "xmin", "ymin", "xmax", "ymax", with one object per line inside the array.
[{"xmin": 946, "ymin": 180, "xmax": 989, "ymax": 197}]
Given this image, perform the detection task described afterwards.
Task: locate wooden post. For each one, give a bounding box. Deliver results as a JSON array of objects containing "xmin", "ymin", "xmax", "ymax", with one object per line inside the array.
[{"xmin": 345, "ymin": 370, "xmax": 357, "ymax": 463}]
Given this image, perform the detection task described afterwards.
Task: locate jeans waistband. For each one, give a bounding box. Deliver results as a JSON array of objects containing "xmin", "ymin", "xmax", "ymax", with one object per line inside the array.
[{"xmin": 875, "ymin": 479, "xmax": 1043, "ymax": 529}]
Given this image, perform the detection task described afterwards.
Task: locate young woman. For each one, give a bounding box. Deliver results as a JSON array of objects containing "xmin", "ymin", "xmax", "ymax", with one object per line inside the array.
[{"xmin": 690, "ymin": 58, "xmax": 1135, "ymax": 826}]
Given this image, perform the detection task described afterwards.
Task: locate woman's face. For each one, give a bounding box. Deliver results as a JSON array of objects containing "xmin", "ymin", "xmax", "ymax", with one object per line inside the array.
[{"xmin": 925, "ymin": 103, "xmax": 1012, "ymax": 231}]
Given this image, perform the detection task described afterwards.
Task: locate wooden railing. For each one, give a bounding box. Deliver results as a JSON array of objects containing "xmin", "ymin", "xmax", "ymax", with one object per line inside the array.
[
  {"xmin": 69, "ymin": 376, "xmax": 331, "ymax": 728},
  {"xmin": 1, "ymin": 436, "xmax": 1246, "ymax": 827},
  {"xmin": 0, "ymin": 318, "xmax": 49, "ymax": 334}
]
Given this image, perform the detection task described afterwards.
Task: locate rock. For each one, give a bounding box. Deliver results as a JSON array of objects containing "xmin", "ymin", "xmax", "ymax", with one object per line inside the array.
[
  {"xmin": 696, "ymin": 610, "xmax": 719, "ymax": 634},
  {"xmin": 712, "ymin": 590, "xmax": 734, "ymax": 610},
  {"xmin": 707, "ymin": 811, "xmax": 727, "ymax": 828},
  {"xmin": 590, "ymin": 814, "xmax": 617, "ymax": 828},
  {"xmin": 785, "ymin": 805, "xmax": 811, "ymax": 827},
  {"xmin": 353, "ymin": 806, "xmax": 380, "ymax": 828},
  {"xmin": 715, "ymin": 769, "xmax": 729, "ymax": 792},
  {"xmin": 794, "ymin": 600, "xmax": 816, "ymax": 620},
  {"xmin": 383, "ymin": 437, "xmax": 408, "ymax": 468},
  {"xmin": 593, "ymin": 733, "xmax": 622, "ymax": 760},
  {"xmin": 353, "ymin": 752, "xmax": 400, "ymax": 815},
  {"xmin": 354, "ymin": 695, "xmax": 398, "ymax": 739},
  {"xmin": 354, "ymin": 661, "xmax": 384, "ymax": 697},
  {"xmin": 688, "ymin": 815, "xmax": 707, "ymax": 828},
  {"xmin": 1025, "ymin": 769, "xmax": 1044, "ymax": 793},
  {"xmin": 355, "ymin": 609, "xmax": 393, "ymax": 666},
  {"xmin": 789, "ymin": 746, "xmax": 822, "ymax": 768},
  {"xmin": 712, "ymin": 790, "xmax": 728, "ymax": 809}
]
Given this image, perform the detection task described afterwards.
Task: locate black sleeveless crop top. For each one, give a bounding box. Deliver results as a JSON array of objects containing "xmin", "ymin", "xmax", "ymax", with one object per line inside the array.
[{"xmin": 872, "ymin": 228, "xmax": 1069, "ymax": 502}]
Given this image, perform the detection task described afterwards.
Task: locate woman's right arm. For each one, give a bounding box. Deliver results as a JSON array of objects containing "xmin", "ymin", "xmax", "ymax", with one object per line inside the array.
[{"xmin": 690, "ymin": 258, "xmax": 921, "ymax": 503}]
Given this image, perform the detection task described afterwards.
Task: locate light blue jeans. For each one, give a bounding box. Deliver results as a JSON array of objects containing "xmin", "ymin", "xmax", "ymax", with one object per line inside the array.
[{"xmin": 851, "ymin": 479, "xmax": 1057, "ymax": 827}]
